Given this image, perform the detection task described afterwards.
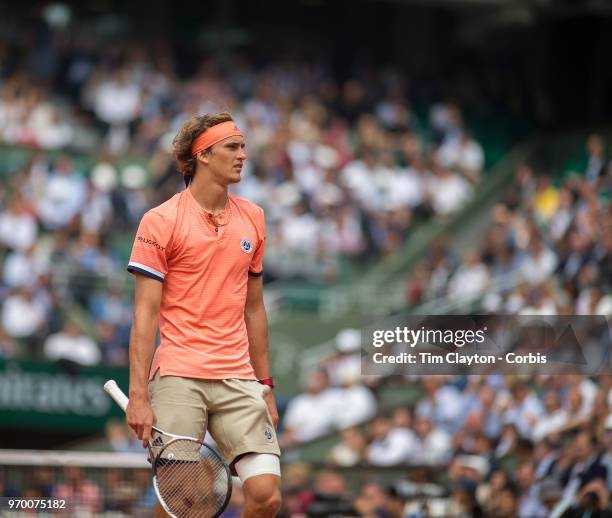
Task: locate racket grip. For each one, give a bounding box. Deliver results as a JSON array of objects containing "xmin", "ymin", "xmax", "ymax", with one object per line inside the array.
[{"xmin": 104, "ymin": 379, "xmax": 129, "ymax": 412}]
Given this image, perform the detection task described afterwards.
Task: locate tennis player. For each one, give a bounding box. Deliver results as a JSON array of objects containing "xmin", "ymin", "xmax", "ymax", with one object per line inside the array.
[{"xmin": 125, "ymin": 112, "xmax": 281, "ymax": 518}]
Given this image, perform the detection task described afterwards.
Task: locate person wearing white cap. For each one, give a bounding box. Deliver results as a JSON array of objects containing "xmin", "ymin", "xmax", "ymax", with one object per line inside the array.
[{"xmin": 325, "ymin": 328, "xmax": 361, "ymax": 387}]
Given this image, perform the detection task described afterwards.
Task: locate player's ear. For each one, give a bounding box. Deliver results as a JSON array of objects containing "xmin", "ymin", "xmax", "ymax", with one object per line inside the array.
[{"xmin": 196, "ymin": 150, "xmax": 211, "ymax": 165}]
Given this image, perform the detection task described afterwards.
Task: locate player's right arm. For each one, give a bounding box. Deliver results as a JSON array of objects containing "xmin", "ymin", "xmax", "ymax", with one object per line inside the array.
[{"xmin": 127, "ymin": 274, "xmax": 162, "ymax": 447}]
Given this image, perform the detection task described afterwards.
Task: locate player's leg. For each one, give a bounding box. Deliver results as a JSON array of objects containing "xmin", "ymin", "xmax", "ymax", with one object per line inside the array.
[
  {"xmin": 207, "ymin": 379, "xmax": 282, "ymax": 516},
  {"xmin": 149, "ymin": 372, "xmax": 208, "ymax": 518},
  {"xmin": 154, "ymin": 502, "xmax": 170, "ymax": 518},
  {"xmin": 241, "ymin": 472, "xmax": 281, "ymax": 518}
]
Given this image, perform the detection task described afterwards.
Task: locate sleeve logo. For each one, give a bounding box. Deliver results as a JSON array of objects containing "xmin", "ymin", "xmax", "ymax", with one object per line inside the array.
[
  {"xmin": 136, "ymin": 236, "xmax": 165, "ymax": 251},
  {"xmin": 240, "ymin": 238, "xmax": 253, "ymax": 253}
]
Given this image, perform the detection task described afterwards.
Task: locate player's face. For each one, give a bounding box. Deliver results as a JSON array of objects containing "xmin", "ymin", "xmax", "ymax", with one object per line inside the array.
[{"xmin": 208, "ymin": 136, "xmax": 247, "ymax": 185}]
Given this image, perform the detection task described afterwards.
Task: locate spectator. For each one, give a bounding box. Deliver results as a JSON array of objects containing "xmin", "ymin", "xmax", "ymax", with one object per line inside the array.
[
  {"xmin": 416, "ymin": 376, "xmax": 467, "ymax": 433},
  {"xmin": 89, "ymin": 69, "xmax": 142, "ymax": 154},
  {"xmin": 473, "ymin": 383, "xmax": 504, "ymax": 440},
  {"xmin": 324, "ymin": 328, "xmax": 361, "ymax": 387},
  {"xmin": 307, "ymin": 470, "xmax": 355, "ymax": 517},
  {"xmin": 36, "ymin": 155, "xmax": 86, "ymax": 229},
  {"xmin": 584, "ymin": 133, "xmax": 608, "ymax": 185},
  {"xmin": 383, "ymin": 486, "xmax": 409, "ymax": 518},
  {"xmin": 449, "ymin": 478, "xmax": 484, "ymax": 518},
  {"xmin": 489, "ymin": 484, "xmax": 520, "ymax": 518},
  {"xmin": 514, "ymin": 461, "xmax": 547, "ymax": 517},
  {"xmin": 538, "ymin": 478, "xmax": 563, "ymax": 515},
  {"xmin": 43, "ymin": 320, "xmax": 101, "ymax": 366},
  {"xmin": 560, "ymin": 479, "xmax": 612, "ymax": 518},
  {"xmin": 281, "ymin": 463, "xmax": 315, "ymax": 517},
  {"xmin": 477, "ymin": 469, "xmax": 509, "ymax": 513},
  {"xmin": 281, "ymin": 370, "xmax": 341, "ymax": 446},
  {"xmin": 533, "ymin": 176, "xmax": 560, "ymax": 223},
  {"xmin": 454, "ymin": 454, "xmax": 490, "ymax": 487},
  {"xmin": 103, "ymin": 468, "xmax": 141, "ymax": 515},
  {"xmin": 560, "ymin": 385, "xmax": 590, "ymax": 432},
  {"xmin": 353, "ymin": 481, "xmax": 389, "ymax": 518},
  {"xmin": 427, "ymin": 163, "xmax": 473, "ymax": 216},
  {"xmin": 559, "ymin": 432, "xmax": 607, "ymax": 504},
  {"xmin": 534, "ymin": 438, "xmax": 561, "ymax": 481},
  {"xmin": 408, "ymin": 417, "xmax": 452, "ymax": 465},
  {"xmin": 80, "ymin": 181, "xmax": 113, "ymax": 233},
  {"xmin": 28, "ymin": 99, "xmax": 73, "ymax": 150},
  {"xmin": 438, "ymin": 129, "xmax": 485, "ymax": 181},
  {"xmin": 2, "ymin": 245, "xmax": 48, "ymax": 288},
  {"xmin": 0, "ymin": 193, "xmax": 38, "ymax": 251},
  {"xmin": 30, "ymin": 467, "xmax": 55, "ymax": 498},
  {"xmin": 558, "ymin": 229, "xmax": 595, "ymax": 285},
  {"xmin": 366, "ymin": 415, "xmax": 417, "ymax": 466},
  {"xmin": 502, "ymin": 378, "xmax": 543, "ymax": 440},
  {"xmin": 97, "ymin": 322, "xmax": 127, "ymax": 366},
  {"xmin": 602, "ymin": 415, "xmax": 612, "ymax": 492},
  {"xmin": 447, "ymin": 250, "xmax": 490, "ymax": 303},
  {"xmin": 533, "ymin": 390, "xmax": 568, "ymax": 441},
  {"xmin": 520, "ymin": 237, "xmax": 558, "ymax": 286},
  {"xmin": 328, "ymin": 426, "xmax": 367, "ymax": 467},
  {"xmin": 335, "ymin": 381, "xmax": 377, "ymax": 430},
  {"xmin": 54, "ymin": 466, "xmax": 102, "ymax": 515},
  {"xmin": 1, "ymin": 286, "xmax": 46, "ymax": 341}
]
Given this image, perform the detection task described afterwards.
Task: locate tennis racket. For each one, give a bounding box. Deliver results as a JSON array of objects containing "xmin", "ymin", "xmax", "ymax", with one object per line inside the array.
[{"xmin": 103, "ymin": 379, "xmax": 232, "ymax": 518}]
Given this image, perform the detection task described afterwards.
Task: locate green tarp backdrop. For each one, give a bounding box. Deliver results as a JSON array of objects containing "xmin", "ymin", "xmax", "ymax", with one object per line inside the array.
[{"xmin": 0, "ymin": 360, "xmax": 129, "ymax": 432}]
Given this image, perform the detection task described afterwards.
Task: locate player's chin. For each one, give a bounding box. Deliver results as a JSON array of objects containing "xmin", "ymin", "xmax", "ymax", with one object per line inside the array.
[{"xmin": 228, "ymin": 172, "xmax": 242, "ymax": 183}]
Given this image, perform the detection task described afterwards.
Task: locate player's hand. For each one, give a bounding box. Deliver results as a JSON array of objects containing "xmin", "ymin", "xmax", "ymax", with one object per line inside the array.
[
  {"xmin": 263, "ymin": 389, "xmax": 279, "ymax": 428},
  {"xmin": 126, "ymin": 397, "xmax": 157, "ymax": 448}
]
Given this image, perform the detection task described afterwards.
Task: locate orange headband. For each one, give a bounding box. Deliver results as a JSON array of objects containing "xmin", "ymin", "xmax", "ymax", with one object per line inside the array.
[{"xmin": 191, "ymin": 121, "xmax": 243, "ymax": 156}]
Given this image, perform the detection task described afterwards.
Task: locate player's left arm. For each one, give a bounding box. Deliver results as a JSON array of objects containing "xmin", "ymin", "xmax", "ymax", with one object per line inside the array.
[{"xmin": 245, "ymin": 275, "xmax": 278, "ymax": 427}]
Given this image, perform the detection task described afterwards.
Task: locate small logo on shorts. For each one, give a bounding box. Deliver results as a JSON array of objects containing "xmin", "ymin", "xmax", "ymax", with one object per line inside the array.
[
  {"xmin": 263, "ymin": 426, "xmax": 274, "ymax": 443},
  {"xmin": 240, "ymin": 238, "xmax": 253, "ymax": 253}
]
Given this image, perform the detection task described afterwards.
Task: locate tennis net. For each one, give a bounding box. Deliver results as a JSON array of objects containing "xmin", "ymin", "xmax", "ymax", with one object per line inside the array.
[{"xmin": 0, "ymin": 449, "xmax": 155, "ymax": 517}]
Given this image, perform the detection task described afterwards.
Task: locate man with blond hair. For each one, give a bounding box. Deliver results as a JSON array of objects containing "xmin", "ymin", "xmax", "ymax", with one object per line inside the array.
[{"xmin": 126, "ymin": 112, "xmax": 281, "ymax": 517}]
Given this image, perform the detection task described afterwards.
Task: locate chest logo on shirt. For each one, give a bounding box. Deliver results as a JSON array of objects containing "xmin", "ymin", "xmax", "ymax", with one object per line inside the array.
[{"xmin": 240, "ymin": 238, "xmax": 253, "ymax": 254}]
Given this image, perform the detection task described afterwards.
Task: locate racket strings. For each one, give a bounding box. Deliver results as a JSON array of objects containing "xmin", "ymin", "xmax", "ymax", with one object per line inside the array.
[{"xmin": 154, "ymin": 439, "xmax": 229, "ymax": 517}]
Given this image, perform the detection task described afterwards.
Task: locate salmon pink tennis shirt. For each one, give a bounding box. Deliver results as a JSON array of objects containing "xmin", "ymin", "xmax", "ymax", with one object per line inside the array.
[{"xmin": 127, "ymin": 189, "xmax": 265, "ymax": 380}]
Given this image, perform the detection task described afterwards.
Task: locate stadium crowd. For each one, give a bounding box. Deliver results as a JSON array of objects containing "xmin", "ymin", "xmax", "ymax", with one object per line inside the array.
[
  {"xmin": 396, "ymin": 134, "xmax": 612, "ymax": 514},
  {"xmin": 272, "ymin": 134, "xmax": 612, "ymax": 516},
  {"xmin": 1, "ymin": 7, "xmax": 611, "ymax": 518},
  {"xmin": 275, "ymin": 347, "xmax": 612, "ymax": 517},
  {"xmin": 0, "ymin": 9, "xmax": 487, "ymax": 364},
  {"xmin": 405, "ymin": 136, "xmax": 611, "ymax": 315}
]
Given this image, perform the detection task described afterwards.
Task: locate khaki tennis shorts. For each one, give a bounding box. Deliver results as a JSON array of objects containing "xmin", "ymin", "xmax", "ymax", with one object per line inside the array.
[{"xmin": 148, "ymin": 373, "xmax": 280, "ymax": 468}]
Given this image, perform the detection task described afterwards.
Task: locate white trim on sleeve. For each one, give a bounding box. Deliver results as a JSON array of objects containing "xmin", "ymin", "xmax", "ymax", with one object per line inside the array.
[{"xmin": 127, "ymin": 261, "xmax": 166, "ymax": 281}]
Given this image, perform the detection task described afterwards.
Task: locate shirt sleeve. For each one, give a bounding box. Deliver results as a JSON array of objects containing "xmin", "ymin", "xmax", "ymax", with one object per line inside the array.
[
  {"xmin": 127, "ymin": 210, "xmax": 173, "ymax": 282},
  {"xmin": 248, "ymin": 207, "xmax": 266, "ymax": 277}
]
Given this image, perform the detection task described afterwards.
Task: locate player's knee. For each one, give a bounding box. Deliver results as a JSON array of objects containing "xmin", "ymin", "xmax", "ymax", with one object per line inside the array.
[
  {"xmin": 239, "ymin": 455, "xmax": 282, "ymax": 516},
  {"xmin": 266, "ymin": 490, "xmax": 282, "ymax": 516},
  {"xmin": 247, "ymin": 487, "xmax": 281, "ymax": 517}
]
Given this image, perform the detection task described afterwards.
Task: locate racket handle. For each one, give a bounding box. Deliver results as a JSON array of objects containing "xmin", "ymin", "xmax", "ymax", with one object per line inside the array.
[{"xmin": 104, "ymin": 379, "xmax": 129, "ymax": 412}]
